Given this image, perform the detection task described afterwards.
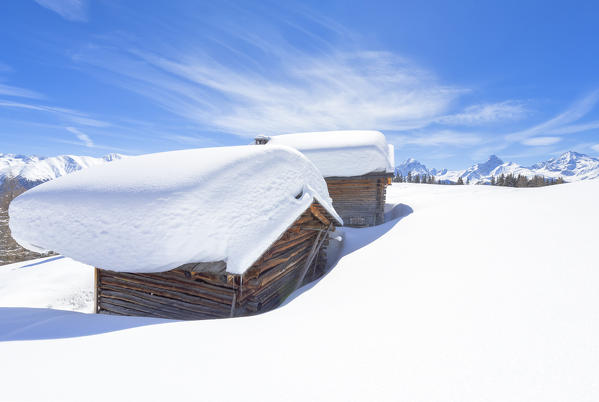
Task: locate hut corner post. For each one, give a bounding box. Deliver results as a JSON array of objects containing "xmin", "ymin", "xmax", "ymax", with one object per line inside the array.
[
  {"xmin": 93, "ymin": 267, "xmax": 99, "ymax": 314},
  {"xmin": 294, "ymin": 223, "xmax": 332, "ymax": 291}
]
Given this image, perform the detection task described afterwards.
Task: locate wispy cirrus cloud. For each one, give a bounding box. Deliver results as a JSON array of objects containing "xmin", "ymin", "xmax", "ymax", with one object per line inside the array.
[
  {"xmin": 545, "ymin": 120, "xmax": 599, "ymax": 135},
  {"xmin": 60, "ymin": 3, "xmax": 536, "ymax": 157},
  {"xmin": 55, "ymin": 126, "xmax": 131, "ymax": 152},
  {"xmin": 461, "ymin": 91, "xmax": 599, "ymax": 161},
  {"xmin": 521, "ymin": 136, "xmax": 562, "ymax": 146},
  {"xmin": 505, "ymin": 90, "xmax": 599, "ymax": 142},
  {"xmin": 61, "ymin": 3, "xmax": 593, "ymax": 165},
  {"xmin": 437, "ymin": 101, "xmax": 527, "ymax": 126},
  {"xmin": 34, "ymin": 0, "xmax": 87, "ymax": 22},
  {"xmin": 0, "ymin": 83, "xmax": 44, "ymax": 99},
  {"xmin": 390, "ymin": 130, "xmax": 483, "ymax": 147},
  {"xmin": 0, "ymin": 100, "xmax": 110, "ymax": 127},
  {"xmin": 65, "ymin": 126, "xmax": 94, "ymax": 147},
  {"xmin": 74, "ymin": 45, "xmax": 462, "ymax": 137}
]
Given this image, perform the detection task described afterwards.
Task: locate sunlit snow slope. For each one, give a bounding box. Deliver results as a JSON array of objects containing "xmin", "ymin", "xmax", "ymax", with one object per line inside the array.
[
  {"xmin": 0, "ymin": 256, "xmax": 94, "ymax": 312},
  {"xmin": 1, "ymin": 181, "xmax": 598, "ymax": 402}
]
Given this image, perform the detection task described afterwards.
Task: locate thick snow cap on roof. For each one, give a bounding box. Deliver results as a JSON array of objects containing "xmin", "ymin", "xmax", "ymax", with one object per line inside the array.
[
  {"xmin": 9, "ymin": 145, "xmax": 341, "ymax": 275},
  {"xmin": 264, "ymin": 130, "xmax": 395, "ymax": 177}
]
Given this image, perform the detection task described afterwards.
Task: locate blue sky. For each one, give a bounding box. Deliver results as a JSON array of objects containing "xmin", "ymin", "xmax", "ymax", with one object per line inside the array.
[{"xmin": 1, "ymin": 0, "xmax": 599, "ymax": 169}]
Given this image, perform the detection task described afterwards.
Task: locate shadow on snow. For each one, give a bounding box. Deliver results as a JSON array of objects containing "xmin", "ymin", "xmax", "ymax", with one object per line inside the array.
[
  {"xmin": 19, "ymin": 255, "xmax": 65, "ymax": 268},
  {"xmin": 0, "ymin": 307, "xmax": 172, "ymax": 342},
  {"xmin": 0, "ymin": 202, "xmax": 413, "ymax": 342}
]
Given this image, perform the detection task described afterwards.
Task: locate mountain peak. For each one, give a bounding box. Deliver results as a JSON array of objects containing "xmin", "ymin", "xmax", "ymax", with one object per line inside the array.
[
  {"xmin": 559, "ymin": 151, "xmax": 585, "ymax": 160},
  {"xmin": 102, "ymin": 153, "xmax": 124, "ymax": 162},
  {"xmin": 396, "ymin": 158, "xmax": 430, "ymax": 176},
  {"xmin": 468, "ymin": 154, "xmax": 504, "ymax": 177},
  {"xmin": 488, "ymin": 154, "xmax": 503, "ymax": 164}
]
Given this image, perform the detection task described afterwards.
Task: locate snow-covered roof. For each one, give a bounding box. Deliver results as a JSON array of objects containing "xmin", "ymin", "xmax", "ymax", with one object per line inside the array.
[
  {"xmin": 9, "ymin": 145, "xmax": 342, "ymax": 275},
  {"xmin": 263, "ymin": 130, "xmax": 395, "ymax": 177}
]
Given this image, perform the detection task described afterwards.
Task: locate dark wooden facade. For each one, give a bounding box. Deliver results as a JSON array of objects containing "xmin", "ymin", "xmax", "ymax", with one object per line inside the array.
[
  {"xmin": 325, "ymin": 172, "xmax": 392, "ymax": 227},
  {"xmin": 95, "ymin": 203, "xmax": 338, "ymax": 320}
]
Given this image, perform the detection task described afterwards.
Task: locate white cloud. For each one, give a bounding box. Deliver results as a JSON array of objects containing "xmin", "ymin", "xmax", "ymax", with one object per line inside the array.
[
  {"xmin": 592, "ymin": 144, "xmax": 599, "ymax": 152},
  {"xmin": 65, "ymin": 126, "xmax": 94, "ymax": 147},
  {"xmin": 74, "ymin": 44, "xmax": 464, "ymax": 137},
  {"xmin": 52, "ymin": 138, "xmax": 130, "ymax": 152},
  {"xmin": 437, "ymin": 101, "xmax": 527, "ymax": 126},
  {"xmin": 505, "ymin": 90, "xmax": 599, "ymax": 141},
  {"xmin": 0, "ymin": 100, "xmax": 110, "ymax": 126},
  {"xmin": 521, "ymin": 136, "xmax": 562, "ymax": 146},
  {"xmin": 391, "ymin": 130, "xmax": 482, "ymax": 147},
  {"xmin": 163, "ymin": 134, "xmax": 223, "ymax": 147},
  {"xmin": 67, "ymin": 115, "xmax": 111, "ymax": 127},
  {"xmin": 0, "ymin": 100, "xmax": 80, "ymax": 115},
  {"xmin": 545, "ymin": 120, "xmax": 599, "ymax": 135},
  {"xmin": 0, "ymin": 84, "xmax": 44, "ymax": 99},
  {"xmin": 34, "ymin": 0, "xmax": 87, "ymax": 22}
]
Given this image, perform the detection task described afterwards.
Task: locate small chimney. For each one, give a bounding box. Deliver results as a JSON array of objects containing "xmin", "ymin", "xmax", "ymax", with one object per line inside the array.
[{"xmin": 254, "ymin": 135, "xmax": 270, "ymax": 145}]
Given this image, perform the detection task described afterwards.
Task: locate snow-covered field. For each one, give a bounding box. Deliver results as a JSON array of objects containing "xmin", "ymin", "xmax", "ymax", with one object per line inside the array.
[
  {"xmin": 0, "ymin": 256, "xmax": 94, "ymax": 312},
  {"xmin": 1, "ymin": 181, "xmax": 598, "ymax": 401}
]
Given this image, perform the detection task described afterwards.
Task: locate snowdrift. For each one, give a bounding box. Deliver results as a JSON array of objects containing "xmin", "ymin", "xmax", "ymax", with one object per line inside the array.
[
  {"xmin": 9, "ymin": 145, "xmax": 340, "ymax": 274},
  {"xmin": 2, "ymin": 181, "xmax": 599, "ymax": 401},
  {"xmin": 264, "ymin": 130, "xmax": 395, "ymax": 177}
]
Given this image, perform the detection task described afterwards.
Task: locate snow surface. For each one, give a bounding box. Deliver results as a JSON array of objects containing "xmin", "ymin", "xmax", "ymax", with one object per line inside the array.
[
  {"xmin": 1, "ymin": 180, "xmax": 598, "ymax": 401},
  {"xmin": 9, "ymin": 145, "xmax": 341, "ymax": 274},
  {"xmin": 265, "ymin": 130, "xmax": 395, "ymax": 177},
  {"xmin": 0, "ymin": 256, "xmax": 94, "ymax": 312}
]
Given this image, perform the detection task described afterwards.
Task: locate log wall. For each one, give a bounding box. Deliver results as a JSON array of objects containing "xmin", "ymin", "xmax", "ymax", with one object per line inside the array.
[
  {"xmin": 95, "ymin": 203, "xmax": 335, "ymax": 320},
  {"xmin": 325, "ymin": 173, "xmax": 392, "ymax": 227}
]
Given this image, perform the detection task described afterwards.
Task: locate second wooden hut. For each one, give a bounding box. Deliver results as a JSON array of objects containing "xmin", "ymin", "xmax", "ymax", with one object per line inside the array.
[{"xmin": 256, "ymin": 130, "xmax": 395, "ymax": 227}]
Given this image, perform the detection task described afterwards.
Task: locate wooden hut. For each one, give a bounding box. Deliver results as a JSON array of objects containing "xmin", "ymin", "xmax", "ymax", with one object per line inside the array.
[
  {"xmin": 9, "ymin": 145, "xmax": 342, "ymax": 320},
  {"xmin": 256, "ymin": 130, "xmax": 395, "ymax": 227},
  {"xmin": 95, "ymin": 201, "xmax": 340, "ymax": 320}
]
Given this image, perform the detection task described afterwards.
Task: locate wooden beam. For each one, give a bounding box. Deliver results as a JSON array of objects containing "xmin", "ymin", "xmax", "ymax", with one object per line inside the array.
[
  {"xmin": 294, "ymin": 223, "xmax": 332, "ymax": 291},
  {"xmin": 94, "ymin": 268, "xmax": 99, "ymax": 314},
  {"xmin": 309, "ymin": 204, "xmax": 330, "ymax": 226}
]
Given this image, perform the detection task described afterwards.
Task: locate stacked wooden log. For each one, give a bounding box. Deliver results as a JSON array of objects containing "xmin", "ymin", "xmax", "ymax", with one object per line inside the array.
[
  {"xmin": 325, "ymin": 173, "xmax": 392, "ymax": 227},
  {"xmin": 95, "ymin": 202, "xmax": 336, "ymax": 320}
]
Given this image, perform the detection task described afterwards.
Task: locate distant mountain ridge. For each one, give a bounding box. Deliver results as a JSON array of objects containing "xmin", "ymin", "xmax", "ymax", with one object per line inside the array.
[
  {"xmin": 2, "ymin": 150, "xmax": 598, "ymax": 188},
  {"xmin": 396, "ymin": 151, "xmax": 599, "ymax": 184},
  {"xmin": 0, "ymin": 152, "xmax": 126, "ymax": 264},
  {"xmin": 0, "ymin": 153, "xmax": 125, "ymax": 189}
]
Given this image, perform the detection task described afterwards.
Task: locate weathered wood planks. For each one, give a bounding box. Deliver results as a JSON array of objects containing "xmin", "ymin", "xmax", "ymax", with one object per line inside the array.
[
  {"xmin": 325, "ymin": 172, "xmax": 391, "ymax": 227},
  {"xmin": 96, "ymin": 201, "xmax": 337, "ymax": 320}
]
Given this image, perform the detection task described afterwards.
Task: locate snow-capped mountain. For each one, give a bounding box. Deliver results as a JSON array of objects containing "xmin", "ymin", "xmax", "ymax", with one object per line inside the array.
[
  {"xmin": 394, "ymin": 158, "xmax": 430, "ymax": 177},
  {"xmin": 0, "ymin": 153, "xmax": 126, "ymax": 188},
  {"xmin": 529, "ymin": 151, "xmax": 599, "ymax": 180},
  {"xmin": 396, "ymin": 151, "xmax": 599, "ymax": 184}
]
